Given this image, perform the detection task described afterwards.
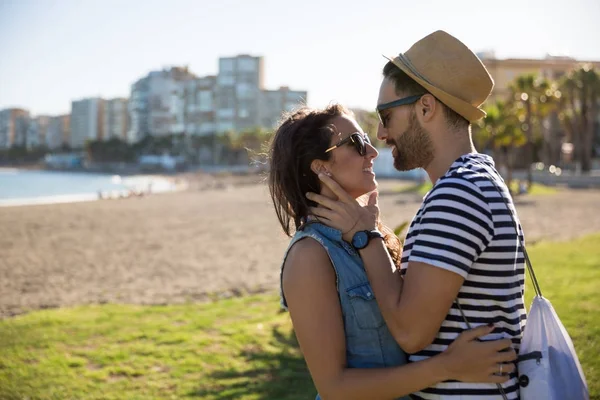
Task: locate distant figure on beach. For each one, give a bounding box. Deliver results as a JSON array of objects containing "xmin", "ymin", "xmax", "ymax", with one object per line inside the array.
[
  {"xmin": 268, "ymin": 103, "xmax": 516, "ymax": 400},
  {"xmin": 306, "ymin": 31, "xmax": 526, "ymax": 399}
]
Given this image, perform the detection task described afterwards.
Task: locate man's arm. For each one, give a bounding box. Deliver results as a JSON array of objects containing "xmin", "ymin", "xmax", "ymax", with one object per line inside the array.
[
  {"xmin": 357, "ymin": 238, "xmax": 465, "ymax": 353},
  {"xmin": 308, "ymin": 173, "xmax": 494, "ymax": 353}
]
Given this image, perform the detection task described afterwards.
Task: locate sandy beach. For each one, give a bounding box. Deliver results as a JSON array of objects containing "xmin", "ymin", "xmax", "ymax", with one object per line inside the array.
[{"xmin": 2, "ymin": 175, "xmax": 600, "ymax": 319}]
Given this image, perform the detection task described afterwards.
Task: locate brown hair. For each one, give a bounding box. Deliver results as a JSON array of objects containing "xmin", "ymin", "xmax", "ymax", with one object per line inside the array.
[
  {"xmin": 383, "ymin": 61, "xmax": 469, "ymax": 131},
  {"xmin": 268, "ymin": 104, "xmax": 402, "ymax": 267}
]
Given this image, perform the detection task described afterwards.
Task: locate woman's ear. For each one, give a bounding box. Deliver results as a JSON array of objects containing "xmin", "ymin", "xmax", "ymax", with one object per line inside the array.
[{"xmin": 310, "ymin": 160, "xmax": 331, "ymax": 176}]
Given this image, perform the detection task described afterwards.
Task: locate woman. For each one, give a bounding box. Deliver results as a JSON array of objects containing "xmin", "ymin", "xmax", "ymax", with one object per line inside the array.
[{"xmin": 268, "ymin": 104, "xmax": 516, "ymax": 400}]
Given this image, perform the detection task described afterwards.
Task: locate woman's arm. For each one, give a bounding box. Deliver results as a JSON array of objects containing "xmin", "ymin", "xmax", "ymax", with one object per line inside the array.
[{"xmin": 283, "ymin": 238, "xmax": 515, "ymax": 400}]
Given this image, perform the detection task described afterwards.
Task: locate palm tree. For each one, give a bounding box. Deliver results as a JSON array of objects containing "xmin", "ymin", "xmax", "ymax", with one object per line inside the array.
[
  {"xmin": 509, "ymin": 74, "xmax": 560, "ymax": 188},
  {"xmin": 559, "ymin": 65, "xmax": 600, "ymax": 172},
  {"xmin": 476, "ymin": 100, "xmax": 526, "ymax": 192},
  {"xmin": 535, "ymin": 81, "xmax": 562, "ymax": 167}
]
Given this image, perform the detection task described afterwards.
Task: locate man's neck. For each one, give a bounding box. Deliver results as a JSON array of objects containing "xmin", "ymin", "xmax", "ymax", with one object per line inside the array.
[{"xmin": 424, "ymin": 131, "xmax": 476, "ymax": 184}]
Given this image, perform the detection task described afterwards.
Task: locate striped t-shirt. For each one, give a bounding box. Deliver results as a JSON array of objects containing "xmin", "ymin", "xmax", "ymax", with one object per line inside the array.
[{"xmin": 401, "ymin": 153, "xmax": 527, "ymax": 400}]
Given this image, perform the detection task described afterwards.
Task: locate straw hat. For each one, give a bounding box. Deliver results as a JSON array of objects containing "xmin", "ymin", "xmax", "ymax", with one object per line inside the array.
[{"xmin": 385, "ymin": 30, "xmax": 494, "ymax": 122}]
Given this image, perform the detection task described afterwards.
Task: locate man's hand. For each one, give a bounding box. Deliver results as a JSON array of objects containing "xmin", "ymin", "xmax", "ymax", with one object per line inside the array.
[{"xmin": 306, "ymin": 173, "xmax": 379, "ymax": 242}]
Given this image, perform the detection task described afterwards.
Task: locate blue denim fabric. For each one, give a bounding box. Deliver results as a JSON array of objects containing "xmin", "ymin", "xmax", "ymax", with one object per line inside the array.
[{"xmin": 280, "ymin": 221, "xmax": 410, "ymax": 400}]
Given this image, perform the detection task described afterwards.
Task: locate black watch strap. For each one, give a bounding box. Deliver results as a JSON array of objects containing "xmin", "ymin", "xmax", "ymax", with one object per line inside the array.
[{"xmin": 352, "ymin": 229, "xmax": 383, "ymax": 250}]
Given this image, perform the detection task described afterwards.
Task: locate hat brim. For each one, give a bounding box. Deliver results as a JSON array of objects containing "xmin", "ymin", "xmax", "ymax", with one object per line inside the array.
[{"xmin": 384, "ymin": 55, "xmax": 486, "ymax": 122}]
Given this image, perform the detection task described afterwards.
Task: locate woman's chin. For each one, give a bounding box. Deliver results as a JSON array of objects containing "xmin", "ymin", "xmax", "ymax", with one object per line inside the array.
[
  {"xmin": 366, "ymin": 177, "xmax": 378, "ymax": 192},
  {"xmin": 352, "ymin": 183, "xmax": 378, "ymax": 200}
]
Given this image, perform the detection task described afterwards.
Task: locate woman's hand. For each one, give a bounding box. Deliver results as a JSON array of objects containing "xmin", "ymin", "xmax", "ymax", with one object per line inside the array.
[
  {"xmin": 306, "ymin": 173, "xmax": 379, "ymax": 242},
  {"xmin": 439, "ymin": 324, "xmax": 517, "ymax": 383}
]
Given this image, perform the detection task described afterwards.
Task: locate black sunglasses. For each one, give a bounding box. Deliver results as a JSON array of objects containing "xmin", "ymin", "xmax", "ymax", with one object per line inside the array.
[
  {"xmin": 376, "ymin": 94, "xmax": 423, "ymax": 128},
  {"xmin": 325, "ymin": 132, "xmax": 371, "ymax": 156}
]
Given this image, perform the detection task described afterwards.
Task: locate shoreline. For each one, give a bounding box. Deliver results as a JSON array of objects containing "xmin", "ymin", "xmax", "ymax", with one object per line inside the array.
[
  {"xmin": 0, "ymin": 170, "xmax": 188, "ymax": 208},
  {"xmin": 0, "ymin": 193, "xmax": 101, "ymax": 208}
]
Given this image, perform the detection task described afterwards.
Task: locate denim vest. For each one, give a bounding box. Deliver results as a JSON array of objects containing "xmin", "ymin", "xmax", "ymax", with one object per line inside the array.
[{"xmin": 280, "ymin": 221, "xmax": 409, "ymax": 400}]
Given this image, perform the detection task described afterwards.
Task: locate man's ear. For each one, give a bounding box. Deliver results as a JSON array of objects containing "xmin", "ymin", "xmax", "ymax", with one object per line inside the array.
[
  {"xmin": 310, "ymin": 160, "xmax": 331, "ymax": 176},
  {"xmin": 419, "ymin": 94, "xmax": 437, "ymax": 122}
]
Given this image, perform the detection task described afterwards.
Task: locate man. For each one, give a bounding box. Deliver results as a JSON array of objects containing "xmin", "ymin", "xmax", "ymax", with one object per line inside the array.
[{"xmin": 308, "ymin": 30, "xmax": 526, "ymax": 399}]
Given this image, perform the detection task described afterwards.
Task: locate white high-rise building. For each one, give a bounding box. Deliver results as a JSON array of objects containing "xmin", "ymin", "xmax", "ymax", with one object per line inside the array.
[
  {"xmin": 26, "ymin": 115, "xmax": 51, "ymax": 149},
  {"xmin": 0, "ymin": 108, "xmax": 30, "ymax": 149},
  {"xmin": 128, "ymin": 66, "xmax": 197, "ymax": 142},
  {"xmin": 126, "ymin": 57, "xmax": 307, "ymax": 143},
  {"xmin": 46, "ymin": 115, "xmax": 70, "ymax": 150},
  {"xmin": 128, "ymin": 77, "xmax": 149, "ymax": 143},
  {"xmin": 183, "ymin": 75, "xmax": 217, "ymax": 136},
  {"xmin": 70, "ymin": 98, "xmax": 104, "ymax": 149},
  {"xmin": 103, "ymin": 98, "xmax": 129, "ymax": 141},
  {"xmin": 216, "ymin": 55, "xmax": 264, "ymax": 133}
]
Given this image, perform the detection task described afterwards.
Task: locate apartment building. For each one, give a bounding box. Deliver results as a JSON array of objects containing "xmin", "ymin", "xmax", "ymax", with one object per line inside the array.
[
  {"xmin": 127, "ymin": 56, "xmax": 307, "ymax": 142},
  {"xmin": 70, "ymin": 98, "xmax": 104, "ymax": 149},
  {"xmin": 128, "ymin": 66, "xmax": 197, "ymax": 142},
  {"xmin": 215, "ymin": 55, "xmax": 264, "ymax": 133},
  {"xmin": 0, "ymin": 108, "xmax": 30, "ymax": 149},
  {"xmin": 26, "ymin": 115, "xmax": 51, "ymax": 149},
  {"xmin": 46, "ymin": 115, "xmax": 70, "ymax": 149},
  {"xmin": 183, "ymin": 75, "xmax": 217, "ymax": 136},
  {"xmin": 103, "ymin": 98, "xmax": 129, "ymax": 141}
]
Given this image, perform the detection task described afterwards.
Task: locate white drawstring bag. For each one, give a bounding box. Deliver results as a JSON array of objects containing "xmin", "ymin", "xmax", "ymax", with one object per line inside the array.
[
  {"xmin": 517, "ymin": 286, "xmax": 589, "ymax": 399},
  {"xmin": 457, "ymin": 173, "xmax": 589, "ymax": 400},
  {"xmin": 494, "ymin": 180, "xmax": 589, "ymax": 400}
]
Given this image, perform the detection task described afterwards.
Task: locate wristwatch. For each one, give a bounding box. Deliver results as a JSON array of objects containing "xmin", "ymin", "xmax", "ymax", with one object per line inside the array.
[{"xmin": 351, "ymin": 229, "xmax": 384, "ymax": 250}]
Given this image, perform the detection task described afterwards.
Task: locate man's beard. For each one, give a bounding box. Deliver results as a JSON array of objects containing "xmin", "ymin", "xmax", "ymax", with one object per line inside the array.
[{"xmin": 387, "ymin": 109, "xmax": 434, "ymax": 171}]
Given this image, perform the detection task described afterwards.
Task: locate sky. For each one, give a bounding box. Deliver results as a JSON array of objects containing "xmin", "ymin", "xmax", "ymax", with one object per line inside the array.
[{"xmin": 1, "ymin": 0, "xmax": 599, "ymax": 117}]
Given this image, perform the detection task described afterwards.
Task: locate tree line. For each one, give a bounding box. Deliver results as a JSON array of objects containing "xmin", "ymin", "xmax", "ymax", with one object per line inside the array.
[{"xmin": 474, "ymin": 64, "xmax": 599, "ymax": 190}]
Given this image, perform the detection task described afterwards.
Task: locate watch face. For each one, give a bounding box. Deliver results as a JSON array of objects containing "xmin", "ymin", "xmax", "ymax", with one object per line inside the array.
[{"xmin": 352, "ymin": 231, "xmax": 368, "ymax": 249}]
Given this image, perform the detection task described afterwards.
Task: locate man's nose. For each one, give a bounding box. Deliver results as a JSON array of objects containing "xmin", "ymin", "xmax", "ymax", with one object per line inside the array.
[{"xmin": 377, "ymin": 123, "xmax": 387, "ymax": 141}]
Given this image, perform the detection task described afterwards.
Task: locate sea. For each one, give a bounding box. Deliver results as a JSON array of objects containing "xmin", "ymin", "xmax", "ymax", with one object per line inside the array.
[{"xmin": 0, "ymin": 168, "xmax": 177, "ymax": 207}]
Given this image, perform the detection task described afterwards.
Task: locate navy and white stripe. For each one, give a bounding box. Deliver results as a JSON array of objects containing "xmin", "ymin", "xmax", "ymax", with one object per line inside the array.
[{"xmin": 401, "ymin": 153, "xmax": 526, "ymax": 400}]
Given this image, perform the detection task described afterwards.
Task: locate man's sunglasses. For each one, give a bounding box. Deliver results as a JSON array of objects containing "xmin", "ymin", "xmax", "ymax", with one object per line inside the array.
[
  {"xmin": 325, "ymin": 132, "xmax": 371, "ymax": 156},
  {"xmin": 376, "ymin": 94, "xmax": 423, "ymax": 128}
]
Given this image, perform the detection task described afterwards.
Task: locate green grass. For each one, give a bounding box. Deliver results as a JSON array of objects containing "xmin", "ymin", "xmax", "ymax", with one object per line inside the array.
[
  {"xmin": 395, "ymin": 181, "xmax": 433, "ymax": 196},
  {"xmin": 1, "ymin": 235, "xmax": 599, "ymax": 399},
  {"xmin": 0, "ymin": 296, "xmax": 314, "ymax": 400},
  {"xmin": 396, "ymin": 181, "xmax": 558, "ymax": 196},
  {"xmin": 508, "ymin": 181, "xmax": 558, "ymax": 195}
]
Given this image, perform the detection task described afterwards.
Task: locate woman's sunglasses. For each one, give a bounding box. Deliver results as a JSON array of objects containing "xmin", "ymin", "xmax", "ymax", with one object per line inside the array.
[{"xmin": 325, "ymin": 132, "xmax": 370, "ymax": 156}]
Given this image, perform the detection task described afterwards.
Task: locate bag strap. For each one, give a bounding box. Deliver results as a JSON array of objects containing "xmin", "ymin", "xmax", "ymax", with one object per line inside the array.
[{"xmin": 483, "ymin": 171, "xmax": 543, "ymax": 297}]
